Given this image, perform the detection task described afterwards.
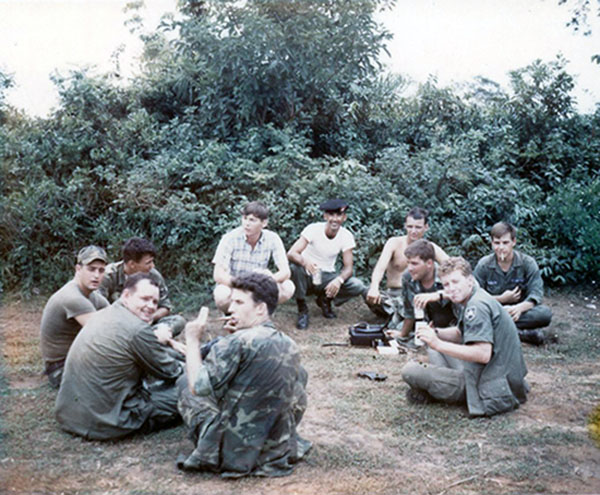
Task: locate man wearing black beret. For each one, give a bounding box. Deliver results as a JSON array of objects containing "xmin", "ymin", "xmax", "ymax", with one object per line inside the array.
[{"xmin": 287, "ymin": 199, "xmax": 366, "ymax": 330}]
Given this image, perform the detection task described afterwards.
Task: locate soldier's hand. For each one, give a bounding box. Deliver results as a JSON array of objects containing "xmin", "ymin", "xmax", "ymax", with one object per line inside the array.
[
  {"xmin": 153, "ymin": 323, "xmax": 173, "ymax": 344},
  {"xmin": 506, "ymin": 304, "xmax": 521, "ymax": 322},
  {"xmin": 366, "ymin": 286, "xmax": 381, "ymax": 305},
  {"xmin": 413, "ymin": 292, "xmax": 438, "ymax": 309},
  {"xmin": 185, "ymin": 307, "xmax": 209, "ymax": 342},
  {"xmin": 499, "ymin": 287, "xmax": 521, "ymax": 304}
]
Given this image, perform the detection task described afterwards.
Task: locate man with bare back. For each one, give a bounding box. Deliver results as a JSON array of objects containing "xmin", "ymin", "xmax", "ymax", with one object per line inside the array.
[{"xmin": 365, "ymin": 207, "xmax": 448, "ymax": 329}]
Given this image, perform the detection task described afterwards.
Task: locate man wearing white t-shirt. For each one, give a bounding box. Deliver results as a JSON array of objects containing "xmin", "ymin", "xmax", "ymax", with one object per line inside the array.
[{"xmin": 287, "ymin": 199, "xmax": 366, "ymax": 330}]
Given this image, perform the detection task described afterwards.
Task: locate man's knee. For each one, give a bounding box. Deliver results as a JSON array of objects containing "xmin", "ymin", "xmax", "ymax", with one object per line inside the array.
[
  {"xmin": 213, "ymin": 284, "xmax": 232, "ymax": 312},
  {"xmin": 278, "ymin": 280, "xmax": 295, "ymax": 303},
  {"xmin": 516, "ymin": 304, "xmax": 553, "ymax": 329},
  {"xmin": 401, "ymin": 360, "xmax": 426, "ymax": 389}
]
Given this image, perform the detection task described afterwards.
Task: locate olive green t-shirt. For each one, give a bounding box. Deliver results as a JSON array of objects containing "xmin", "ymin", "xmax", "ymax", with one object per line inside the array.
[{"xmin": 40, "ymin": 280, "xmax": 108, "ymax": 369}]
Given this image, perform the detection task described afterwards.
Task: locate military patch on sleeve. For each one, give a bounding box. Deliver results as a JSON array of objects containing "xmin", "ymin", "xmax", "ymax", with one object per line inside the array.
[{"xmin": 465, "ymin": 307, "xmax": 476, "ymax": 321}]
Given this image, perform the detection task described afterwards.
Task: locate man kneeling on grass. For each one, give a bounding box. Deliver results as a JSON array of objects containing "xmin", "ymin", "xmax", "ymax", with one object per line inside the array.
[
  {"xmin": 402, "ymin": 257, "xmax": 528, "ymax": 417},
  {"xmin": 177, "ymin": 272, "xmax": 311, "ymax": 477}
]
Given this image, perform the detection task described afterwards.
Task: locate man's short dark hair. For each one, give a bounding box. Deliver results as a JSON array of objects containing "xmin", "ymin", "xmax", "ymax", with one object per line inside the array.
[
  {"xmin": 406, "ymin": 207, "xmax": 429, "ymax": 224},
  {"xmin": 231, "ymin": 272, "xmax": 278, "ymax": 315},
  {"xmin": 404, "ymin": 239, "xmax": 435, "ymax": 262},
  {"xmin": 123, "ymin": 273, "xmax": 158, "ymax": 292},
  {"xmin": 122, "ymin": 237, "xmax": 157, "ymax": 263},
  {"xmin": 490, "ymin": 222, "xmax": 517, "ymax": 240},
  {"xmin": 241, "ymin": 201, "xmax": 269, "ymax": 221}
]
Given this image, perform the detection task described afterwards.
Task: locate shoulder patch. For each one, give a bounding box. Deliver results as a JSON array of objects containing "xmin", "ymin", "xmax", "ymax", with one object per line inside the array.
[{"xmin": 465, "ymin": 307, "xmax": 476, "ymax": 321}]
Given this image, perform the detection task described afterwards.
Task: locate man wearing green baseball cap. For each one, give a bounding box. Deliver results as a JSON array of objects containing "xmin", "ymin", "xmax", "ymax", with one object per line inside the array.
[{"xmin": 40, "ymin": 245, "xmax": 110, "ymax": 388}]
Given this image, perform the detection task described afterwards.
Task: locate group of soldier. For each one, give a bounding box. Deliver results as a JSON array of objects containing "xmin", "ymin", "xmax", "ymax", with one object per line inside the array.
[{"xmin": 39, "ymin": 198, "xmax": 553, "ymax": 477}]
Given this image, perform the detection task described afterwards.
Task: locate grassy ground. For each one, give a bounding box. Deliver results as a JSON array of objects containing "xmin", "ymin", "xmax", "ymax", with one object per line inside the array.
[{"xmin": 1, "ymin": 291, "xmax": 599, "ymax": 495}]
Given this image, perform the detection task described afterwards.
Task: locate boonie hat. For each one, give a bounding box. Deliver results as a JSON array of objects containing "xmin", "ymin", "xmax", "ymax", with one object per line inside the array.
[
  {"xmin": 77, "ymin": 245, "xmax": 108, "ymax": 265},
  {"xmin": 319, "ymin": 198, "xmax": 349, "ymax": 213}
]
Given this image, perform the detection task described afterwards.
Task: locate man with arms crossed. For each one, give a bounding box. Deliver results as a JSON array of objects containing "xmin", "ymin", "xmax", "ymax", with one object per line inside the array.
[
  {"xmin": 56, "ymin": 274, "xmax": 184, "ymax": 440},
  {"xmin": 366, "ymin": 207, "xmax": 448, "ymax": 329},
  {"xmin": 178, "ymin": 272, "xmax": 311, "ymax": 476},
  {"xmin": 474, "ymin": 222, "xmax": 553, "ymax": 345},
  {"xmin": 212, "ymin": 201, "xmax": 294, "ymax": 313},
  {"xmin": 402, "ymin": 257, "xmax": 528, "ymax": 417},
  {"xmin": 287, "ymin": 199, "xmax": 366, "ymax": 330},
  {"xmin": 40, "ymin": 245, "xmax": 109, "ymax": 388}
]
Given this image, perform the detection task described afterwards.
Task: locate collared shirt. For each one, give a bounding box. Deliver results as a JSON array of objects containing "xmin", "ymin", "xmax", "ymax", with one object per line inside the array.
[
  {"xmin": 55, "ymin": 300, "xmax": 183, "ymax": 439},
  {"xmin": 97, "ymin": 260, "xmax": 173, "ymax": 310},
  {"xmin": 455, "ymin": 285, "xmax": 528, "ymax": 417},
  {"xmin": 474, "ymin": 250, "xmax": 544, "ymax": 305},
  {"xmin": 212, "ymin": 227, "xmax": 288, "ymax": 278}
]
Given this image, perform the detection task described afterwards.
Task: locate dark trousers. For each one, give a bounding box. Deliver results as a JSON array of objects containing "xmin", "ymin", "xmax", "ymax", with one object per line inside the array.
[{"xmin": 290, "ymin": 263, "xmax": 366, "ymax": 306}]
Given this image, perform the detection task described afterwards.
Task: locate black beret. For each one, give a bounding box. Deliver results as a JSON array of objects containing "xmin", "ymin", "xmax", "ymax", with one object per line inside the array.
[{"xmin": 319, "ymin": 198, "xmax": 349, "ymax": 212}]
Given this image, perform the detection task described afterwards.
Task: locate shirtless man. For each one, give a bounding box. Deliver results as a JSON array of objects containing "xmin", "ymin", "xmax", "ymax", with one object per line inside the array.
[{"xmin": 366, "ymin": 207, "xmax": 448, "ymax": 329}]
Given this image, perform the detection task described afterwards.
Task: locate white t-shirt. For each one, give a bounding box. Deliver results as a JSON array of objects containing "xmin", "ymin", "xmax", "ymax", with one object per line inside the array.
[{"xmin": 300, "ymin": 222, "xmax": 356, "ymax": 272}]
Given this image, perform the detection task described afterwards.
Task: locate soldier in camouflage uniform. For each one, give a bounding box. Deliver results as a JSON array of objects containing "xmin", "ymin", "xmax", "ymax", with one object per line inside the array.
[
  {"xmin": 177, "ymin": 272, "xmax": 311, "ymax": 477},
  {"xmin": 386, "ymin": 239, "xmax": 455, "ymax": 342},
  {"xmin": 98, "ymin": 237, "xmax": 185, "ymax": 338}
]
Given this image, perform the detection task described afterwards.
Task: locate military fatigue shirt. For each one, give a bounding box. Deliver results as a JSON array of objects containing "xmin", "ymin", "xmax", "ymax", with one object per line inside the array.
[
  {"xmin": 212, "ymin": 227, "xmax": 288, "ymax": 278},
  {"xmin": 456, "ymin": 285, "xmax": 528, "ymax": 417},
  {"xmin": 98, "ymin": 260, "xmax": 173, "ymax": 310},
  {"xmin": 474, "ymin": 250, "xmax": 545, "ymax": 305},
  {"xmin": 178, "ymin": 321, "xmax": 310, "ymax": 477},
  {"xmin": 40, "ymin": 280, "xmax": 109, "ymax": 370},
  {"xmin": 401, "ymin": 267, "xmax": 455, "ymax": 327},
  {"xmin": 55, "ymin": 300, "xmax": 183, "ymax": 440}
]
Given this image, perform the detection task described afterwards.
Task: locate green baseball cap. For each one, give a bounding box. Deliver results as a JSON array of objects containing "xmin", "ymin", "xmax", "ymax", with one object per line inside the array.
[{"xmin": 77, "ymin": 245, "xmax": 108, "ymax": 265}]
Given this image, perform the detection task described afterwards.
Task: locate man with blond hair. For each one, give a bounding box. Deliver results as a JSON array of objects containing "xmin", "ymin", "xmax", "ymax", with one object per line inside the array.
[{"xmin": 402, "ymin": 257, "xmax": 528, "ymax": 417}]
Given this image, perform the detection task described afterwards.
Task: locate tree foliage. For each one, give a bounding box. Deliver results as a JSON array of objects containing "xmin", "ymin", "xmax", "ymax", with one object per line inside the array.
[{"xmin": 0, "ymin": 1, "xmax": 599, "ymax": 304}]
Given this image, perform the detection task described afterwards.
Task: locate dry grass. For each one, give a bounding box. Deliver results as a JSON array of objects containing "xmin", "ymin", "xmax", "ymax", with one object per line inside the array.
[{"xmin": 1, "ymin": 291, "xmax": 600, "ymax": 494}]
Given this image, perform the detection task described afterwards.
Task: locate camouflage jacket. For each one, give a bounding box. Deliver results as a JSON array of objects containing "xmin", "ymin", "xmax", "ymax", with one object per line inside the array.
[
  {"xmin": 178, "ymin": 321, "xmax": 311, "ymax": 477},
  {"xmin": 98, "ymin": 260, "xmax": 173, "ymax": 310}
]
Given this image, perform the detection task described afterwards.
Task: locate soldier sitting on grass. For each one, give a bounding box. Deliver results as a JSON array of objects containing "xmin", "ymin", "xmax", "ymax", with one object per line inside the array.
[
  {"xmin": 177, "ymin": 272, "xmax": 311, "ymax": 477},
  {"xmin": 40, "ymin": 246, "xmax": 109, "ymax": 388}
]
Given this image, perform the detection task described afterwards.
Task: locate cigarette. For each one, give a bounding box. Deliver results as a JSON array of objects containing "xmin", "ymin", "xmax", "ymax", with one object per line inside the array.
[
  {"xmin": 216, "ymin": 316, "xmax": 232, "ymax": 321},
  {"xmin": 500, "ymin": 253, "xmax": 506, "ymax": 262}
]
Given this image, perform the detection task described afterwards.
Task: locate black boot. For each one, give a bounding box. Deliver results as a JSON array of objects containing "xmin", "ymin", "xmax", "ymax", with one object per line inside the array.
[
  {"xmin": 296, "ymin": 299, "xmax": 309, "ymax": 330},
  {"xmin": 316, "ymin": 294, "xmax": 336, "ymax": 319},
  {"xmin": 518, "ymin": 329, "xmax": 546, "ymax": 346}
]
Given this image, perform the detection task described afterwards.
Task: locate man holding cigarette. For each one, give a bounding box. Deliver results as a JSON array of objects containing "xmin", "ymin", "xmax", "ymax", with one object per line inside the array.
[
  {"xmin": 287, "ymin": 198, "xmax": 366, "ymax": 330},
  {"xmin": 177, "ymin": 272, "xmax": 310, "ymax": 476},
  {"xmin": 474, "ymin": 222, "xmax": 552, "ymax": 345},
  {"xmin": 402, "ymin": 257, "xmax": 528, "ymax": 417}
]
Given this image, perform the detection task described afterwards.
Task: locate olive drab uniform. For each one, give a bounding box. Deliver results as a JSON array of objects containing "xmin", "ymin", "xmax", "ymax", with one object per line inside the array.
[
  {"xmin": 177, "ymin": 322, "xmax": 311, "ymax": 477},
  {"xmin": 55, "ymin": 301, "xmax": 183, "ymax": 440},
  {"xmin": 98, "ymin": 260, "xmax": 185, "ymax": 337},
  {"xmin": 402, "ymin": 285, "xmax": 528, "ymax": 417},
  {"xmin": 474, "ymin": 251, "xmax": 552, "ymax": 329}
]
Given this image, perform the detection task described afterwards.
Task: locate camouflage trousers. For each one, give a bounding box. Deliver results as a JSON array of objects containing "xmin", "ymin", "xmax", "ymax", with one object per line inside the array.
[
  {"xmin": 365, "ymin": 287, "xmax": 404, "ymax": 330},
  {"xmin": 176, "ymin": 373, "xmax": 312, "ymax": 477}
]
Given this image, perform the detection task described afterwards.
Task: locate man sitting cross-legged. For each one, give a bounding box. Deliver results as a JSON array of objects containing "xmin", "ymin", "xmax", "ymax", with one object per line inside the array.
[
  {"xmin": 177, "ymin": 272, "xmax": 311, "ymax": 477},
  {"xmin": 402, "ymin": 257, "xmax": 529, "ymax": 417},
  {"xmin": 55, "ymin": 274, "xmax": 184, "ymax": 440}
]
